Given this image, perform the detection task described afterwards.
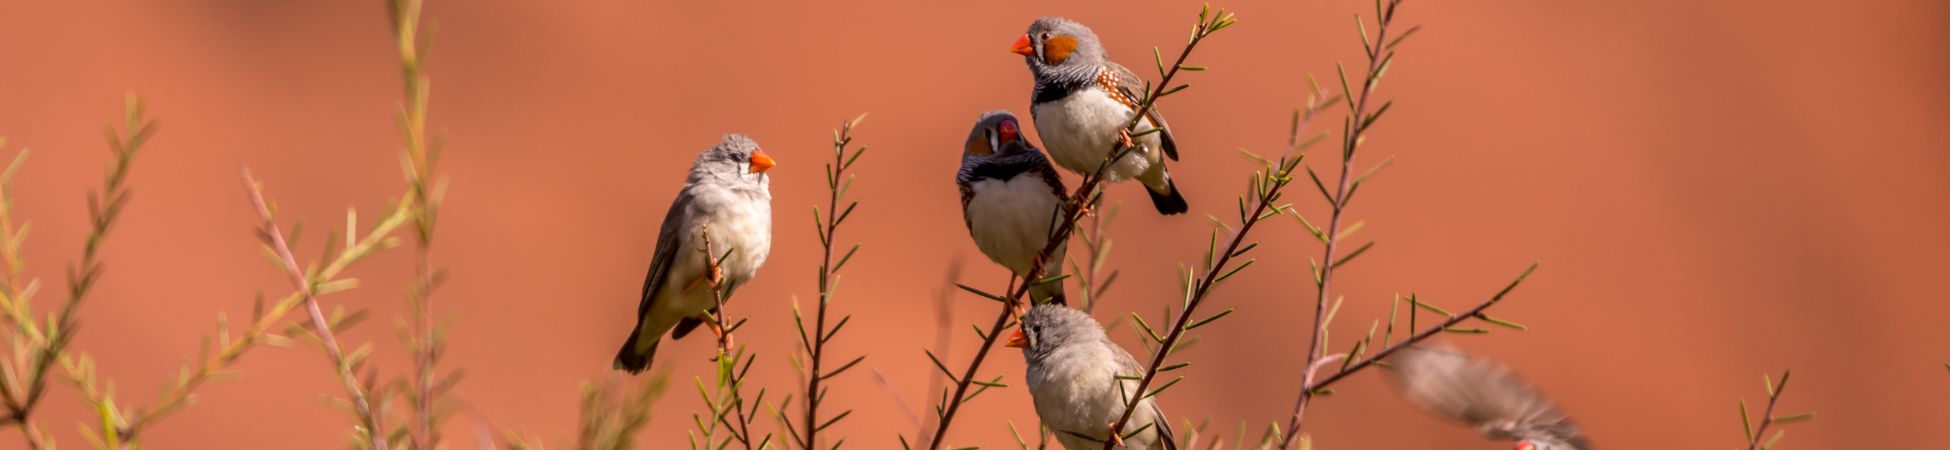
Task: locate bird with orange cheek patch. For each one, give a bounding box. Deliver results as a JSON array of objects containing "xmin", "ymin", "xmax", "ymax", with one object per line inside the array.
[
  {"xmin": 1384, "ymin": 345, "xmax": 1592, "ymax": 450},
  {"xmin": 1013, "ymin": 16, "xmax": 1189, "ymax": 215},
  {"xmin": 957, "ymin": 110, "xmax": 1071, "ymax": 305}
]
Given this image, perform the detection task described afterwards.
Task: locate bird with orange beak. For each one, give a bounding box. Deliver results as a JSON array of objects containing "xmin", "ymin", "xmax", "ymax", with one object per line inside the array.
[
  {"xmin": 1009, "ymin": 304, "xmax": 1177, "ymax": 449},
  {"xmin": 958, "ymin": 110, "xmax": 1071, "ymax": 305},
  {"xmin": 613, "ymin": 134, "xmax": 776, "ymax": 373},
  {"xmin": 1013, "ymin": 17, "xmax": 1190, "ymax": 215}
]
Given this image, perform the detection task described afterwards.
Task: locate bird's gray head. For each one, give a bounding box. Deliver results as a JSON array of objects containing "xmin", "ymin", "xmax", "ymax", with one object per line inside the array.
[
  {"xmin": 963, "ymin": 110, "xmax": 1036, "ymax": 160},
  {"xmin": 1006, "ymin": 304, "xmax": 1102, "ymax": 361},
  {"xmin": 1012, "ymin": 17, "xmax": 1106, "ymax": 78},
  {"xmin": 690, "ymin": 133, "xmax": 775, "ymax": 190}
]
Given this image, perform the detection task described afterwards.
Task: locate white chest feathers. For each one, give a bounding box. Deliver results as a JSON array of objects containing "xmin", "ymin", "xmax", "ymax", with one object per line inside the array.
[
  {"xmin": 1032, "ymin": 88, "xmax": 1163, "ymax": 183},
  {"xmin": 965, "ymin": 175, "xmax": 1064, "ymax": 275},
  {"xmin": 1025, "ymin": 345, "xmax": 1168, "ymax": 450}
]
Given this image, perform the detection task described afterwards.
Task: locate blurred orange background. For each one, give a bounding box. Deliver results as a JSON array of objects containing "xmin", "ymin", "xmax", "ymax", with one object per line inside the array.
[{"xmin": 2, "ymin": 0, "xmax": 1947, "ymax": 448}]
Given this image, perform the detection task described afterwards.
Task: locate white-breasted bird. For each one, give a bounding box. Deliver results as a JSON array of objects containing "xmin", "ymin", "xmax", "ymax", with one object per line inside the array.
[
  {"xmin": 1384, "ymin": 345, "xmax": 1592, "ymax": 450},
  {"xmin": 1013, "ymin": 17, "xmax": 1189, "ymax": 215},
  {"xmin": 958, "ymin": 110, "xmax": 1070, "ymax": 305},
  {"xmin": 1008, "ymin": 304, "xmax": 1176, "ymax": 450},
  {"xmin": 613, "ymin": 134, "xmax": 775, "ymax": 374}
]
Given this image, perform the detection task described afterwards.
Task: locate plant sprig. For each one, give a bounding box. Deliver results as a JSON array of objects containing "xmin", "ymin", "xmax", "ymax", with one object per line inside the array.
[
  {"xmin": 1739, "ymin": 370, "xmax": 1815, "ymax": 450},
  {"xmin": 1274, "ymin": 2, "xmax": 1545, "ymax": 447},
  {"xmin": 690, "ymin": 230, "xmax": 770, "ymax": 450},
  {"xmin": 59, "ymin": 125, "xmax": 411, "ymax": 448},
  {"xmin": 784, "ymin": 115, "xmax": 869, "ymax": 450},
  {"xmin": 244, "ymin": 169, "xmax": 406, "ymax": 450},
  {"xmin": 384, "ymin": 0, "xmax": 456, "ymax": 447},
  {"xmin": 0, "ymin": 94, "xmax": 153, "ymax": 450}
]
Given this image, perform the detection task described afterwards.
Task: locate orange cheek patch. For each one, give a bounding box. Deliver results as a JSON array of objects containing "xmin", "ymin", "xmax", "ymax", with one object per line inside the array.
[
  {"xmin": 967, "ymin": 135, "xmax": 993, "ymax": 156},
  {"xmin": 1042, "ymin": 36, "xmax": 1078, "ymax": 65}
]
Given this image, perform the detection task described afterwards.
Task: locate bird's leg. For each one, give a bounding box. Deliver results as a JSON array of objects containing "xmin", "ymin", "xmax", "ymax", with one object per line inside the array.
[
  {"xmin": 706, "ymin": 263, "xmax": 725, "ymax": 287},
  {"xmin": 707, "ymin": 312, "xmax": 734, "ymax": 350},
  {"xmin": 1116, "ymin": 128, "xmax": 1136, "ymax": 150},
  {"xmin": 1105, "ymin": 422, "xmax": 1126, "ymax": 447},
  {"xmin": 696, "ymin": 224, "xmax": 734, "ymax": 352}
]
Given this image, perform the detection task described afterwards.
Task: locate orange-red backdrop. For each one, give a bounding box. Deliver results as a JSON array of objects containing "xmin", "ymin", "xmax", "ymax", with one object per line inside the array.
[{"xmin": 1, "ymin": 0, "xmax": 1946, "ymax": 448}]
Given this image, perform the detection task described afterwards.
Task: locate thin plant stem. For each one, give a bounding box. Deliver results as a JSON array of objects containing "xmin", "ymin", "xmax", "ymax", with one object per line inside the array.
[
  {"xmin": 1740, "ymin": 370, "xmax": 1814, "ymax": 450},
  {"xmin": 794, "ymin": 116, "xmax": 868, "ymax": 450},
  {"xmin": 387, "ymin": 0, "xmax": 446, "ymax": 447},
  {"xmin": 0, "ymin": 96, "xmax": 152, "ymax": 450},
  {"xmin": 1281, "ymin": 1, "xmax": 1413, "ymax": 447},
  {"xmin": 242, "ymin": 169, "xmax": 391, "ymax": 450}
]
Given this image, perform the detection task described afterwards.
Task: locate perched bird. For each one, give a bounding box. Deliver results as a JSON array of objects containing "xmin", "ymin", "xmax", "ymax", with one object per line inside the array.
[
  {"xmin": 1012, "ymin": 17, "xmax": 1188, "ymax": 215},
  {"xmin": 613, "ymin": 134, "xmax": 776, "ymax": 374},
  {"xmin": 1383, "ymin": 345, "xmax": 1591, "ymax": 450},
  {"xmin": 958, "ymin": 110, "xmax": 1070, "ymax": 305},
  {"xmin": 1008, "ymin": 304, "xmax": 1176, "ymax": 450}
]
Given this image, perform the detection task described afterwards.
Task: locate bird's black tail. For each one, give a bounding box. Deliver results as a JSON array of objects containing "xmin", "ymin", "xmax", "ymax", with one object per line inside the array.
[
  {"xmin": 1148, "ymin": 177, "xmax": 1189, "ymax": 215},
  {"xmin": 613, "ymin": 329, "xmax": 659, "ymax": 374}
]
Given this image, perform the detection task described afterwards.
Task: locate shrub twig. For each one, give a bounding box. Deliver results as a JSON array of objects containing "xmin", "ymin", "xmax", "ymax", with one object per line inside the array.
[
  {"xmin": 1273, "ymin": 3, "xmax": 1545, "ymax": 447},
  {"xmin": 0, "ymin": 95, "xmax": 152, "ymax": 450},
  {"xmin": 1739, "ymin": 370, "xmax": 1815, "ymax": 450},
  {"xmin": 690, "ymin": 229, "xmax": 769, "ymax": 450},
  {"xmin": 785, "ymin": 116, "xmax": 868, "ymax": 450},
  {"xmin": 243, "ymin": 169, "xmax": 396, "ymax": 450},
  {"xmin": 1275, "ymin": 0, "xmax": 1416, "ymax": 446},
  {"xmin": 385, "ymin": 0, "xmax": 453, "ymax": 447},
  {"xmin": 1070, "ymin": 206, "xmax": 1120, "ymax": 314},
  {"xmin": 570, "ymin": 375, "xmax": 670, "ymax": 450}
]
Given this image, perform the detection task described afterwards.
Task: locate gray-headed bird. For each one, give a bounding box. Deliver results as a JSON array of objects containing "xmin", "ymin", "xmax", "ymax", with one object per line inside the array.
[
  {"xmin": 957, "ymin": 110, "xmax": 1070, "ymax": 305},
  {"xmin": 1009, "ymin": 304, "xmax": 1176, "ymax": 450},
  {"xmin": 1385, "ymin": 345, "xmax": 1591, "ymax": 450},
  {"xmin": 613, "ymin": 134, "xmax": 775, "ymax": 374},
  {"xmin": 1013, "ymin": 17, "xmax": 1188, "ymax": 215}
]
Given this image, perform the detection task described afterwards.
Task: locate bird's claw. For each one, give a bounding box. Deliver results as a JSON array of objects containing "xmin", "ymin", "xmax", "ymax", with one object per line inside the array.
[
  {"xmin": 710, "ymin": 320, "xmax": 734, "ymax": 349},
  {"xmin": 1116, "ymin": 129, "xmax": 1136, "ymax": 150},
  {"xmin": 707, "ymin": 264, "xmax": 725, "ymax": 288},
  {"xmin": 1106, "ymin": 422, "xmax": 1126, "ymax": 447}
]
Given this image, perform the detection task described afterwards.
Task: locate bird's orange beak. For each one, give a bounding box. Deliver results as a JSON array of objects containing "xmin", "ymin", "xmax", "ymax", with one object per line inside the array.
[
  {"xmin": 749, "ymin": 149, "xmax": 775, "ymax": 173},
  {"xmin": 1004, "ymin": 329, "xmax": 1029, "ymax": 348},
  {"xmin": 1010, "ymin": 34, "xmax": 1035, "ymax": 56}
]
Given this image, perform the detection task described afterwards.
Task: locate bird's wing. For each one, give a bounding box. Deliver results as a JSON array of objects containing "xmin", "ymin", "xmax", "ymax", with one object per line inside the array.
[
  {"xmin": 956, "ymin": 161, "xmax": 977, "ymax": 232},
  {"xmin": 1107, "ymin": 63, "xmax": 1180, "ymax": 161},
  {"xmin": 1384, "ymin": 346, "xmax": 1587, "ymax": 448},
  {"xmin": 634, "ymin": 188, "xmax": 695, "ymax": 323}
]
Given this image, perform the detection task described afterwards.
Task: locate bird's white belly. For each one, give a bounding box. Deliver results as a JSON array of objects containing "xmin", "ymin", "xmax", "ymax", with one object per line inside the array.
[
  {"xmin": 966, "ymin": 176, "xmax": 1065, "ymax": 275},
  {"xmin": 1027, "ymin": 347, "xmax": 1163, "ymax": 449},
  {"xmin": 651, "ymin": 192, "xmax": 771, "ymax": 328},
  {"xmin": 1032, "ymin": 89, "xmax": 1162, "ymax": 183}
]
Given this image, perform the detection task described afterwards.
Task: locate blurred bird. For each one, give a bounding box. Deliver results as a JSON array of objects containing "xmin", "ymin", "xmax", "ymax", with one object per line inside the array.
[
  {"xmin": 613, "ymin": 134, "xmax": 775, "ymax": 374},
  {"xmin": 958, "ymin": 110, "xmax": 1070, "ymax": 305},
  {"xmin": 1384, "ymin": 345, "xmax": 1591, "ymax": 450},
  {"xmin": 1009, "ymin": 304, "xmax": 1176, "ymax": 450},
  {"xmin": 1013, "ymin": 17, "xmax": 1188, "ymax": 215}
]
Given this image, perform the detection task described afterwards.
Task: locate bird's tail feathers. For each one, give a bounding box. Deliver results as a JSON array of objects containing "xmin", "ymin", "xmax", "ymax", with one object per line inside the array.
[
  {"xmin": 1146, "ymin": 176, "xmax": 1189, "ymax": 215},
  {"xmin": 613, "ymin": 329, "xmax": 659, "ymax": 374}
]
